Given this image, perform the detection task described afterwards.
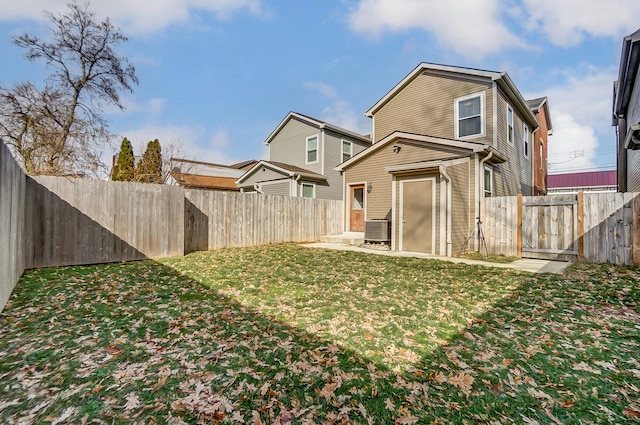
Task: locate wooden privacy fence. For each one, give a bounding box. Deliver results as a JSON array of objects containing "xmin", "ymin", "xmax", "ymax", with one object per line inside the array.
[
  {"xmin": 19, "ymin": 177, "xmax": 342, "ymax": 269},
  {"xmin": 185, "ymin": 189, "xmax": 343, "ymax": 252},
  {"xmin": 483, "ymin": 192, "xmax": 640, "ymax": 265},
  {"xmin": 0, "ymin": 142, "xmax": 26, "ymax": 312}
]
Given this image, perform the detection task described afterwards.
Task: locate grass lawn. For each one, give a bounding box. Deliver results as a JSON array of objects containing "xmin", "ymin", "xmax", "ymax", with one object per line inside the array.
[{"xmin": 1, "ymin": 244, "xmax": 639, "ymax": 424}]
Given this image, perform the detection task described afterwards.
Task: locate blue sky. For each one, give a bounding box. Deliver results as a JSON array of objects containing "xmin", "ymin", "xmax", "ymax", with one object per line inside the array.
[{"xmin": 1, "ymin": 0, "xmax": 638, "ymax": 175}]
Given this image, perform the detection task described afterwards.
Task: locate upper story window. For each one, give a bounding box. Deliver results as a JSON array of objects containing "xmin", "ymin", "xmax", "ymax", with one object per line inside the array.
[
  {"xmin": 455, "ymin": 92, "xmax": 485, "ymax": 139},
  {"xmin": 342, "ymin": 140, "xmax": 353, "ymax": 163},
  {"xmin": 539, "ymin": 139, "xmax": 544, "ymax": 170},
  {"xmin": 306, "ymin": 135, "xmax": 319, "ymax": 164},
  {"xmin": 507, "ymin": 105, "xmax": 514, "ymax": 145},
  {"xmin": 523, "ymin": 124, "xmax": 529, "ymax": 159}
]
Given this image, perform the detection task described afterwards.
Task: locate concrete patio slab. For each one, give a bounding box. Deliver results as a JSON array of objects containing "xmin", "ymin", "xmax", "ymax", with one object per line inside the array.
[{"xmin": 301, "ymin": 242, "xmax": 571, "ymax": 274}]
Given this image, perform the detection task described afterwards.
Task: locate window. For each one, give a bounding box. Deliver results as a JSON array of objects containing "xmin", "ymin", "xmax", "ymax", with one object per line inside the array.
[
  {"xmin": 302, "ymin": 183, "xmax": 315, "ymax": 198},
  {"xmin": 306, "ymin": 135, "xmax": 318, "ymax": 164},
  {"xmin": 342, "ymin": 140, "xmax": 353, "ymax": 163},
  {"xmin": 484, "ymin": 167, "xmax": 493, "ymax": 197},
  {"xmin": 539, "ymin": 139, "xmax": 544, "ymax": 170},
  {"xmin": 456, "ymin": 92, "xmax": 485, "ymax": 138},
  {"xmin": 507, "ymin": 105, "xmax": 514, "ymax": 145},
  {"xmin": 352, "ymin": 187, "xmax": 364, "ymax": 210},
  {"xmin": 523, "ymin": 124, "xmax": 529, "ymax": 159}
]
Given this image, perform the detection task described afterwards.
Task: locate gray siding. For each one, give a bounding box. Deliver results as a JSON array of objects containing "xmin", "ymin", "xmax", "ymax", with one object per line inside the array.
[
  {"xmin": 269, "ymin": 118, "xmax": 323, "ymax": 175},
  {"xmin": 267, "ymin": 117, "xmax": 370, "ymax": 200},
  {"xmin": 241, "ymin": 166, "xmax": 289, "ymax": 186},
  {"xmin": 628, "ymin": 150, "xmax": 640, "ymax": 192},
  {"xmin": 448, "ymin": 160, "xmax": 475, "ymax": 252},
  {"xmin": 261, "ymin": 181, "xmax": 291, "ymax": 196},
  {"xmin": 628, "ymin": 75, "xmax": 640, "ymax": 191},
  {"xmin": 494, "ymin": 89, "xmax": 533, "ymax": 196}
]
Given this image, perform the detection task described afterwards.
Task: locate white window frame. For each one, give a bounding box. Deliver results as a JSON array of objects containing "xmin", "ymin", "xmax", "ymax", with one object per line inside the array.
[
  {"xmin": 455, "ymin": 91, "xmax": 486, "ymax": 140},
  {"xmin": 306, "ymin": 134, "xmax": 319, "ymax": 165},
  {"xmin": 301, "ymin": 182, "xmax": 316, "ymax": 199},
  {"xmin": 483, "ymin": 166, "xmax": 493, "ymax": 198},
  {"xmin": 342, "ymin": 140, "xmax": 353, "ymax": 163},
  {"xmin": 507, "ymin": 105, "xmax": 514, "ymax": 146},
  {"xmin": 523, "ymin": 124, "xmax": 529, "ymax": 159}
]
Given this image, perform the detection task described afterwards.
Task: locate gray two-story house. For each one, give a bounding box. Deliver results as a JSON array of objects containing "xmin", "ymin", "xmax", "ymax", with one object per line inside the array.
[{"xmin": 236, "ymin": 112, "xmax": 371, "ymax": 199}]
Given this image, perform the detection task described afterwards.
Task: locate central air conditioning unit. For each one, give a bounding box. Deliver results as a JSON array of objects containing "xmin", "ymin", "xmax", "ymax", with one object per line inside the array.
[{"xmin": 364, "ymin": 219, "xmax": 390, "ymax": 243}]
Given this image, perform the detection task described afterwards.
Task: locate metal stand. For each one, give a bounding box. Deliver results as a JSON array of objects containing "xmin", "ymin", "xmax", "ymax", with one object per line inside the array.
[{"xmin": 459, "ymin": 217, "xmax": 489, "ymax": 259}]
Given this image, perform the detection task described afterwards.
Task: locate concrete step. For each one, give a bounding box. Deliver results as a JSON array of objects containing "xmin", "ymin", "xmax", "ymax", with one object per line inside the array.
[{"xmin": 320, "ymin": 233, "xmax": 364, "ymax": 246}]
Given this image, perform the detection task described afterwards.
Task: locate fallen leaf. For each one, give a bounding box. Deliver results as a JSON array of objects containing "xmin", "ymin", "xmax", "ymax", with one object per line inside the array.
[
  {"xmin": 623, "ymin": 408, "xmax": 640, "ymax": 417},
  {"xmin": 124, "ymin": 392, "xmax": 142, "ymax": 411},
  {"xmin": 395, "ymin": 413, "xmax": 419, "ymax": 424}
]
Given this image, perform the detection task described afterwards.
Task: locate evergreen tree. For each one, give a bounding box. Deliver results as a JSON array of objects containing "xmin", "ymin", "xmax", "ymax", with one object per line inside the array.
[
  {"xmin": 136, "ymin": 139, "xmax": 162, "ymax": 183},
  {"xmin": 112, "ymin": 137, "xmax": 135, "ymax": 181}
]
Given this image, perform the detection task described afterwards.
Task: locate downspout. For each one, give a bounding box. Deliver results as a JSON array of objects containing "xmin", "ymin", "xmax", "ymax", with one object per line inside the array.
[
  {"xmin": 439, "ymin": 164, "xmax": 452, "ymax": 257},
  {"xmin": 295, "ymin": 174, "xmax": 301, "ymax": 196},
  {"xmin": 478, "ymin": 151, "xmax": 493, "ymax": 250},
  {"xmin": 532, "ymin": 126, "xmax": 539, "ymax": 194}
]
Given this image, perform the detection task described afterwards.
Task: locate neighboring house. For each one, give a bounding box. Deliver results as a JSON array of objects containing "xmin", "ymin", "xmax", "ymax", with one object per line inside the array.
[
  {"xmin": 613, "ymin": 28, "xmax": 640, "ymax": 192},
  {"xmin": 547, "ymin": 171, "xmax": 617, "ymax": 194},
  {"xmin": 526, "ymin": 97, "xmax": 553, "ymax": 195},
  {"xmin": 336, "ymin": 63, "xmax": 541, "ymax": 255},
  {"xmin": 170, "ymin": 158, "xmax": 257, "ymax": 191},
  {"xmin": 236, "ymin": 112, "xmax": 371, "ymax": 199}
]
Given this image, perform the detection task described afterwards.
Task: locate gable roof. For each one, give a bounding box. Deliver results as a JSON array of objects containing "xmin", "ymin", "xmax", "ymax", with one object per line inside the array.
[
  {"xmin": 170, "ymin": 157, "xmax": 246, "ymax": 179},
  {"xmin": 171, "ymin": 173, "xmax": 240, "ymax": 191},
  {"xmin": 365, "ymin": 62, "xmax": 538, "ymax": 129},
  {"xmin": 236, "ymin": 160, "xmax": 325, "ymax": 185},
  {"xmin": 335, "ymin": 131, "xmax": 496, "ymax": 172},
  {"xmin": 263, "ymin": 111, "xmax": 371, "ymax": 145},
  {"xmin": 613, "ymin": 29, "xmax": 640, "ymax": 121},
  {"xmin": 526, "ymin": 96, "xmax": 553, "ymax": 135}
]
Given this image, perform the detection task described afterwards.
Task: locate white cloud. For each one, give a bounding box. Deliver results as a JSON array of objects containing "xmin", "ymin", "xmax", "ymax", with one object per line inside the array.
[
  {"xmin": 0, "ymin": 0, "xmax": 262, "ymax": 34},
  {"xmin": 521, "ymin": 0, "xmax": 640, "ymax": 47},
  {"xmin": 321, "ymin": 100, "xmax": 371, "ymax": 136},
  {"xmin": 348, "ymin": 0, "xmax": 527, "ymax": 60},
  {"xmin": 526, "ymin": 65, "xmax": 617, "ymax": 173},
  {"xmin": 303, "ymin": 81, "xmax": 338, "ymax": 99},
  {"xmin": 545, "ymin": 113, "xmax": 599, "ymax": 173},
  {"xmin": 115, "ymin": 124, "xmax": 243, "ymax": 165},
  {"xmin": 103, "ymin": 97, "xmax": 167, "ymax": 115}
]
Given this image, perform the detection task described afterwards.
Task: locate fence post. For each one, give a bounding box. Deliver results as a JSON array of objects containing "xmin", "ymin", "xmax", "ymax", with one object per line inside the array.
[
  {"xmin": 577, "ymin": 191, "xmax": 584, "ymax": 261},
  {"xmin": 516, "ymin": 194, "xmax": 522, "ymax": 257}
]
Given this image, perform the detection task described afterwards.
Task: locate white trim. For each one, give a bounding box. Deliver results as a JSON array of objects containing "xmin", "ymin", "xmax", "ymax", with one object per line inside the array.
[
  {"xmin": 507, "ymin": 104, "xmax": 514, "ymax": 146},
  {"xmin": 399, "ymin": 177, "xmax": 436, "ymax": 254},
  {"xmin": 474, "ymin": 154, "xmax": 480, "ymax": 251},
  {"xmin": 320, "ymin": 130, "xmax": 325, "ymax": 176},
  {"xmin": 483, "ymin": 166, "xmax": 493, "ymax": 198},
  {"xmin": 306, "ymin": 134, "xmax": 319, "ymax": 165},
  {"xmin": 523, "ymin": 123, "xmax": 530, "ymax": 159},
  {"xmin": 372, "ymin": 115, "xmax": 376, "ymax": 144},
  {"xmin": 301, "ymin": 182, "xmax": 316, "ymax": 199},
  {"xmin": 365, "ymin": 63, "xmax": 501, "ymax": 117},
  {"xmin": 336, "ymin": 131, "xmax": 488, "ymax": 172},
  {"xmin": 492, "ymin": 82, "xmax": 498, "ymax": 149},
  {"xmin": 346, "ymin": 182, "xmax": 367, "ymax": 232},
  {"xmin": 391, "ymin": 175, "xmax": 396, "ymax": 250},
  {"xmin": 439, "ymin": 175, "xmax": 446, "ymax": 255},
  {"xmin": 454, "ymin": 91, "xmax": 486, "ymax": 140},
  {"xmin": 264, "ymin": 111, "xmax": 370, "ymax": 145}
]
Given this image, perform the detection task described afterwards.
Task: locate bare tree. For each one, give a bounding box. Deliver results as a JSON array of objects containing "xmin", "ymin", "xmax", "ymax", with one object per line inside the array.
[{"xmin": 0, "ymin": 2, "xmax": 137, "ymax": 176}]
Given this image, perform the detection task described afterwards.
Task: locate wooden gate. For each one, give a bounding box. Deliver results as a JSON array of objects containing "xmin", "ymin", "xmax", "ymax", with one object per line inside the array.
[{"xmin": 521, "ymin": 195, "xmax": 578, "ymax": 261}]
